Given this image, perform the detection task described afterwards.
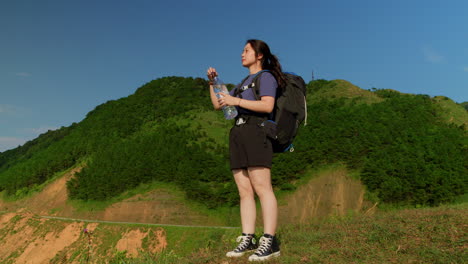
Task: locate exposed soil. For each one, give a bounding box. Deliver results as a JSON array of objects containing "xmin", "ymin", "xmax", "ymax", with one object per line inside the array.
[
  {"xmin": 116, "ymin": 229, "xmax": 149, "ymax": 257},
  {"xmin": 0, "ymin": 212, "xmax": 169, "ymax": 263},
  {"xmin": 27, "ymin": 167, "xmax": 82, "ymax": 216},
  {"xmin": 98, "ymin": 191, "xmax": 218, "ymax": 225},
  {"xmin": 0, "ymin": 166, "xmax": 223, "ymax": 226},
  {"xmin": 0, "ymin": 165, "xmax": 374, "ymax": 263},
  {"xmin": 0, "ymin": 213, "xmax": 36, "ymax": 262},
  {"xmin": 0, "ymin": 165, "xmax": 370, "ymax": 228},
  {"xmin": 278, "ymin": 166, "xmax": 370, "ymax": 224},
  {"xmin": 0, "ymin": 212, "xmax": 15, "ymax": 225},
  {"xmin": 15, "ymin": 221, "xmax": 84, "ymax": 264},
  {"xmin": 149, "ymin": 228, "xmax": 168, "ymax": 253},
  {"xmin": 114, "ymin": 227, "xmax": 166, "ymax": 258}
]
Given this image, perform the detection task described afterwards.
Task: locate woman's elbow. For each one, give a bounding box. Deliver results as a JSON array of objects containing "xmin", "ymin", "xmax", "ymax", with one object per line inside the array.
[
  {"xmin": 259, "ymin": 108, "xmax": 273, "ymax": 114},
  {"xmin": 265, "ymin": 105, "xmax": 274, "ymax": 113},
  {"xmin": 260, "ymin": 97, "xmax": 275, "ymax": 114},
  {"xmin": 262, "ymin": 102, "xmax": 274, "ymax": 113}
]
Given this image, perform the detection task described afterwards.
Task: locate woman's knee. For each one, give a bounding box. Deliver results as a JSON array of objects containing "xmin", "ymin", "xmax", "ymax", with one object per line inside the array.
[
  {"xmin": 252, "ymin": 184, "xmax": 273, "ymax": 199},
  {"xmin": 248, "ymin": 168, "xmax": 273, "ymax": 196},
  {"xmin": 250, "ymin": 181, "xmax": 274, "ymax": 199},
  {"xmin": 238, "ymin": 185, "xmax": 255, "ymax": 200},
  {"xmin": 233, "ymin": 169, "xmax": 254, "ymax": 200}
]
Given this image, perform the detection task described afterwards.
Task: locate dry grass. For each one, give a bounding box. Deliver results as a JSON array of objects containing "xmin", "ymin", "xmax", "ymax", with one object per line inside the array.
[{"xmin": 187, "ymin": 203, "xmax": 467, "ymax": 264}]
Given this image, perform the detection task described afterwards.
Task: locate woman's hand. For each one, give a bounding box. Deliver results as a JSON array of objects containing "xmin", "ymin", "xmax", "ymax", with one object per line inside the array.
[
  {"xmin": 218, "ymin": 92, "xmax": 240, "ymax": 107},
  {"xmin": 207, "ymin": 67, "xmax": 223, "ymax": 110},
  {"xmin": 206, "ymin": 67, "xmax": 218, "ymax": 82}
]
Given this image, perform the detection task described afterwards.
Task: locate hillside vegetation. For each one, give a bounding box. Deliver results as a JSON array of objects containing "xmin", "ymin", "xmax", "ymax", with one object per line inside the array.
[{"xmin": 0, "ymin": 77, "xmax": 466, "ymax": 207}]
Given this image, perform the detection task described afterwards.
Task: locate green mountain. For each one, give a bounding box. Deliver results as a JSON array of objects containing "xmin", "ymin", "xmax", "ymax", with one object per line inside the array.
[
  {"xmin": 460, "ymin": 101, "xmax": 468, "ymax": 111},
  {"xmin": 0, "ymin": 77, "xmax": 466, "ymax": 207}
]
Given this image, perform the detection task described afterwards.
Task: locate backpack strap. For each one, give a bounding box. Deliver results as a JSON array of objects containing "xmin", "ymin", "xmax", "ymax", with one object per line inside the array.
[
  {"xmin": 234, "ymin": 70, "xmax": 270, "ymax": 100},
  {"xmin": 250, "ymin": 70, "xmax": 276, "ymax": 120},
  {"xmin": 234, "ymin": 75, "xmax": 251, "ymax": 98}
]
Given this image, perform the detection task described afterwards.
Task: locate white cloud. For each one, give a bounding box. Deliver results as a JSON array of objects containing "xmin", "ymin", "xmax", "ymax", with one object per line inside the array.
[
  {"xmin": 15, "ymin": 72, "xmax": 32, "ymax": 77},
  {"xmin": 0, "ymin": 104, "xmax": 15, "ymax": 114},
  {"xmin": 422, "ymin": 46, "xmax": 445, "ymax": 63},
  {"xmin": 0, "ymin": 104, "xmax": 29, "ymax": 117},
  {"xmin": 0, "ymin": 126, "xmax": 58, "ymax": 152},
  {"xmin": 29, "ymin": 126, "xmax": 59, "ymax": 134},
  {"xmin": 0, "ymin": 137, "xmax": 26, "ymax": 152}
]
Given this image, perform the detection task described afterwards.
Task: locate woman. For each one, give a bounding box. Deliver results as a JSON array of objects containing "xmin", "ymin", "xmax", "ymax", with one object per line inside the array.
[{"xmin": 207, "ymin": 39, "xmax": 286, "ymax": 262}]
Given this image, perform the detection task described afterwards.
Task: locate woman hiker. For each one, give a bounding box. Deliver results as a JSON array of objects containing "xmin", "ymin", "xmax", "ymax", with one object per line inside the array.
[{"xmin": 207, "ymin": 39, "xmax": 285, "ymax": 262}]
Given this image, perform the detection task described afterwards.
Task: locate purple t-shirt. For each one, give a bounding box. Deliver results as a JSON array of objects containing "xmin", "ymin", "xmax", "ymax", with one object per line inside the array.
[{"xmin": 229, "ymin": 71, "xmax": 277, "ymax": 115}]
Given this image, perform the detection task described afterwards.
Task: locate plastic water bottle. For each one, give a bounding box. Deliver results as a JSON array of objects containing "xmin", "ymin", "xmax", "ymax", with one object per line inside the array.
[{"xmin": 213, "ymin": 76, "xmax": 238, "ymax": 120}]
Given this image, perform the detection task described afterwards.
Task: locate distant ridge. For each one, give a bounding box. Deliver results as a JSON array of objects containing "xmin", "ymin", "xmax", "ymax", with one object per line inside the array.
[{"xmin": 308, "ymin": 79, "xmax": 382, "ymax": 104}]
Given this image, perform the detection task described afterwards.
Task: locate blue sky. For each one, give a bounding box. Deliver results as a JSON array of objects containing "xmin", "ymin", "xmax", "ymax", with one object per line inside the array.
[{"xmin": 1, "ymin": 0, "xmax": 467, "ymax": 152}]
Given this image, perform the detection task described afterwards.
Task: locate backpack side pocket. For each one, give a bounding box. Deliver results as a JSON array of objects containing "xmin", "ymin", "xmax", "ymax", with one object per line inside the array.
[{"xmin": 260, "ymin": 120, "xmax": 278, "ymax": 140}]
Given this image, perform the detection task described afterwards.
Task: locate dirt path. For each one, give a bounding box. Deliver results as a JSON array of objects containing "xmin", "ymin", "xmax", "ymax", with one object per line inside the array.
[{"xmin": 40, "ymin": 215, "xmax": 238, "ymax": 229}]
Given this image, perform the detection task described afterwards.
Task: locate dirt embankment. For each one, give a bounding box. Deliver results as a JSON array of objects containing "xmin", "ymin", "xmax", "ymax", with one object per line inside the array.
[
  {"xmin": 0, "ymin": 165, "xmax": 371, "ymax": 227},
  {"xmin": 0, "ymin": 211, "xmax": 167, "ymax": 263},
  {"xmin": 0, "ymin": 166, "xmax": 224, "ymax": 226},
  {"xmin": 279, "ymin": 166, "xmax": 371, "ymax": 224},
  {"xmin": 0, "ymin": 165, "xmax": 373, "ymax": 263}
]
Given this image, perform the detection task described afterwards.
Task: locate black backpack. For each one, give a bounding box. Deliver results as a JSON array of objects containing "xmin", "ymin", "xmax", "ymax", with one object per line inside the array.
[{"xmin": 236, "ymin": 71, "xmax": 307, "ymax": 152}]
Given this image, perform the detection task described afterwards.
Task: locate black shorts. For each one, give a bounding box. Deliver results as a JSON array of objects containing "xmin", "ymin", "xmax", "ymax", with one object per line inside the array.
[{"xmin": 229, "ymin": 116, "xmax": 273, "ymax": 170}]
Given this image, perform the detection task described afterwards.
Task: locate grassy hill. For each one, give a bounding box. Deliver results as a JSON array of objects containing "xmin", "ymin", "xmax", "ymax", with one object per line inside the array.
[
  {"xmin": 0, "ymin": 77, "xmax": 466, "ymax": 209},
  {"xmin": 307, "ymin": 79, "xmax": 383, "ymax": 104},
  {"xmin": 432, "ymin": 96, "xmax": 468, "ymax": 127},
  {"xmin": 461, "ymin": 101, "xmax": 468, "ymax": 110}
]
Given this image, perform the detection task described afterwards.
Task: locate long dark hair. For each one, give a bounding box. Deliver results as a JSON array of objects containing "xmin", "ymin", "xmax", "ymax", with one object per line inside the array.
[{"xmin": 246, "ymin": 39, "xmax": 286, "ymax": 88}]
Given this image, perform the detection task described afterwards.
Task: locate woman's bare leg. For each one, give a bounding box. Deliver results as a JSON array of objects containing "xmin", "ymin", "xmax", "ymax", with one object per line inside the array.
[
  {"xmin": 233, "ymin": 169, "xmax": 256, "ymax": 234},
  {"xmin": 248, "ymin": 167, "xmax": 277, "ymax": 235}
]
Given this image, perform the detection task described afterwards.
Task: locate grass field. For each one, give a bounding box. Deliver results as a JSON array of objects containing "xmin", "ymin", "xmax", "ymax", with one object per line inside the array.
[
  {"xmin": 184, "ymin": 203, "xmax": 467, "ymax": 264},
  {"xmin": 2, "ymin": 202, "xmax": 464, "ymax": 263},
  {"xmin": 99, "ymin": 203, "xmax": 467, "ymax": 264}
]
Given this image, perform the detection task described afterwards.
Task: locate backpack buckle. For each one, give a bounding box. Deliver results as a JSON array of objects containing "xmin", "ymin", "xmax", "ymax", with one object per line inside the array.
[
  {"xmin": 236, "ymin": 117, "xmax": 247, "ymax": 126},
  {"xmin": 241, "ymin": 82, "xmax": 254, "ymax": 92}
]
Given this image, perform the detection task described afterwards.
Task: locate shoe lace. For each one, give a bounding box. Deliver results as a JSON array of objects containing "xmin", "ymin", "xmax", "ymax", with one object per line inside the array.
[
  {"xmin": 235, "ymin": 235, "xmax": 252, "ymax": 251},
  {"xmin": 255, "ymin": 236, "xmax": 273, "ymax": 255}
]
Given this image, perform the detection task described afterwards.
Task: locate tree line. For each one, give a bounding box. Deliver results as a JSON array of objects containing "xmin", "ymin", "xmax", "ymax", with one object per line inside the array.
[{"xmin": 0, "ymin": 77, "xmax": 466, "ymax": 207}]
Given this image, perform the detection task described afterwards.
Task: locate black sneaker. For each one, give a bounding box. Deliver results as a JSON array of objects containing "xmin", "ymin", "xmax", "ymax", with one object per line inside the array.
[
  {"xmin": 248, "ymin": 233, "xmax": 280, "ymax": 261},
  {"xmin": 226, "ymin": 233, "xmax": 258, "ymax": 258}
]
